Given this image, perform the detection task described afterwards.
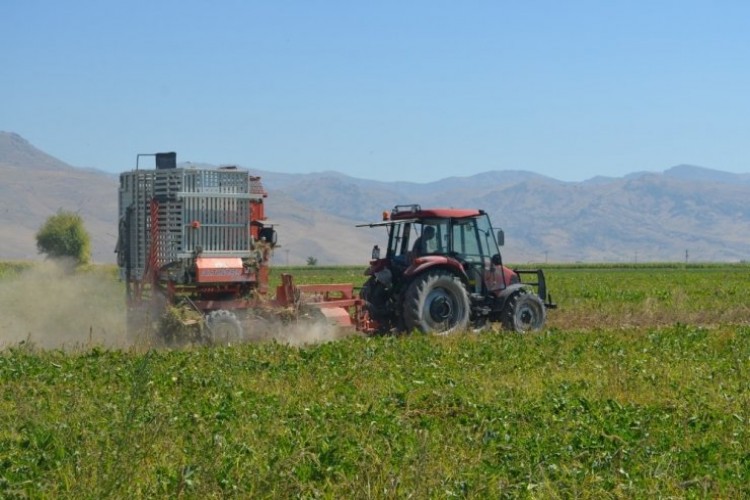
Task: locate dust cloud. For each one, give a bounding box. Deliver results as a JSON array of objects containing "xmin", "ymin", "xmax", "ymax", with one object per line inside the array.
[
  {"xmin": 0, "ymin": 260, "xmax": 128, "ymax": 350},
  {"xmin": 267, "ymin": 318, "xmax": 358, "ymax": 346},
  {"xmin": 0, "ymin": 261, "xmax": 358, "ymax": 351}
]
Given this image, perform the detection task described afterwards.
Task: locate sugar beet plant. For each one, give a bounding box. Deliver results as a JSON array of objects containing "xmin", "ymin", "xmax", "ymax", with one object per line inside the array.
[
  {"xmin": 1, "ymin": 263, "xmax": 749, "ymax": 497},
  {"xmin": 1, "ymin": 327, "xmax": 749, "ymax": 497}
]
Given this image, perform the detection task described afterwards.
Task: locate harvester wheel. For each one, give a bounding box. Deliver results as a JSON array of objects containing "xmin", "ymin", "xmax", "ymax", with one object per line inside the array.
[
  {"xmin": 403, "ymin": 270, "xmax": 470, "ymax": 335},
  {"xmin": 206, "ymin": 310, "xmax": 244, "ymax": 345},
  {"xmin": 502, "ymin": 291, "xmax": 546, "ymax": 333}
]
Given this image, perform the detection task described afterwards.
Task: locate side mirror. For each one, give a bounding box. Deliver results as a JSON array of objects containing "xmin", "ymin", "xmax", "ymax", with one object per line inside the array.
[
  {"xmin": 496, "ymin": 230, "xmax": 505, "ymax": 247},
  {"xmin": 371, "ymin": 245, "xmax": 381, "ymax": 260}
]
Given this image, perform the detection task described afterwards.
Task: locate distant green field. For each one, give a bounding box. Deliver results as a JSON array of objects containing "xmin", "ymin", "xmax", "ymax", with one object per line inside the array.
[
  {"xmin": 1, "ymin": 262, "xmax": 749, "ymax": 497},
  {"xmin": 276, "ymin": 262, "xmax": 750, "ymax": 330},
  {"xmin": 0, "ymin": 261, "xmax": 33, "ymax": 279}
]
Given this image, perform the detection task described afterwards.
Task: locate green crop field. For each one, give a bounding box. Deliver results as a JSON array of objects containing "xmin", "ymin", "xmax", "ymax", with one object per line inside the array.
[{"xmin": 1, "ymin": 262, "xmax": 749, "ymax": 497}]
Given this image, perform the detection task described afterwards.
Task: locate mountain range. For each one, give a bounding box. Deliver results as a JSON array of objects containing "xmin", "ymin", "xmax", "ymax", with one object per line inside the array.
[{"xmin": 1, "ymin": 131, "xmax": 749, "ymax": 264}]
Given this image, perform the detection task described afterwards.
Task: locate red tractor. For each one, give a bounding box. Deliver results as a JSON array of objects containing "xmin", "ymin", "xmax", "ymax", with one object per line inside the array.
[{"xmin": 358, "ymin": 204, "xmax": 555, "ymax": 334}]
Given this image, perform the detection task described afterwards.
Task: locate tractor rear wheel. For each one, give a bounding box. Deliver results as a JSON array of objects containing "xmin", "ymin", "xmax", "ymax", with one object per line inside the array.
[
  {"xmin": 403, "ymin": 270, "xmax": 470, "ymax": 335},
  {"xmin": 502, "ymin": 291, "xmax": 546, "ymax": 333},
  {"xmin": 206, "ymin": 310, "xmax": 244, "ymax": 345}
]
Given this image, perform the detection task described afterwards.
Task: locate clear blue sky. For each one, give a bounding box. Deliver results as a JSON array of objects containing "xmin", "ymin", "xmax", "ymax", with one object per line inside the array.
[{"xmin": 2, "ymin": 1, "xmax": 749, "ymax": 182}]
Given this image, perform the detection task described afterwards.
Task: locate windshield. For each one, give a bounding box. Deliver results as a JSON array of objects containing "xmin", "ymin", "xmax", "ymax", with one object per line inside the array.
[
  {"xmin": 387, "ymin": 222, "xmax": 411, "ymax": 259},
  {"xmin": 450, "ymin": 214, "xmax": 498, "ymax": 265},
  {"xmin": 412, "ymin": 219, "xmax": 449, "ymax": 256},
  {"xmin": 386, "ymin": 215, "xmax": 499, "ymax": 264}
]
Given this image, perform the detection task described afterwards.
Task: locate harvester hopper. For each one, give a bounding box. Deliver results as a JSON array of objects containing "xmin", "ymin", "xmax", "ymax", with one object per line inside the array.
[{"xmin": 116, "ymin": 153, "xmax": 361, "ymax": 344}]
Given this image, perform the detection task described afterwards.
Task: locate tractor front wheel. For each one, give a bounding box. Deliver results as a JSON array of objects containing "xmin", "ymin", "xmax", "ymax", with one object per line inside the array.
[
  {"xmin": 403, "ymin": 271, "xmax": 470, "ymax": 335},
  {"xmin": 206, "ymin": 310, "xmax": 244, "ymax": 345},
  {"xmin": 502, "ymin": 291, "xmax": 546, "ymax": 333}
]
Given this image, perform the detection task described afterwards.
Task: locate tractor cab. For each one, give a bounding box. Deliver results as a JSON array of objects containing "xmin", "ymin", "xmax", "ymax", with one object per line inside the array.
[{"xmin": 366, "ymin": 204, "xmax": 516, "ymax": 295}]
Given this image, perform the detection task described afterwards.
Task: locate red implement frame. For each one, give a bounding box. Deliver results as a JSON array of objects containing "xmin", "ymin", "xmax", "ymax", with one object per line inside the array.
[{"xmin": 275, "ymin": 274, "xmax": 369, "ymax": 329}]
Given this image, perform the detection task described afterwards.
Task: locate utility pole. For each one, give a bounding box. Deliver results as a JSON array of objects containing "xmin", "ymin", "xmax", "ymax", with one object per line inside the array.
[
  {"xmin": 685, "ymin": 249, "xmax": 688, "ymax": 264},
  {"xmin": 285, "ymin": 249, "xmax": 290, "ymax": 266}
]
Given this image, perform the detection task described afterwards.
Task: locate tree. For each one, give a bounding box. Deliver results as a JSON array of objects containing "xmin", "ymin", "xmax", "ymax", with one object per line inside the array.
[
  {"xmin": 306, "ymin": 256, "xmax": 318, "ymax": 266},
  {"xmin": 36, "ymin": 210, "xmax": 91, "ymax": 265}
]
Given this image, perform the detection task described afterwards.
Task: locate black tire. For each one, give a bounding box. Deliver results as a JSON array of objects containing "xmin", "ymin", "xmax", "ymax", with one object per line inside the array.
[
  {"xmin": 206, "ymin": 310, "xmax": 244, "ymax": 345},
  {"xmin": 403, "ymin": 271, "xmax": 470, "ymax": 335},
  {"xmin": 360, "ymin": 277, "xmax": 391, "ymax": 327},
  {"xmin": 502, "ymin": 291, "xmax": 546, "ymax": 333}
]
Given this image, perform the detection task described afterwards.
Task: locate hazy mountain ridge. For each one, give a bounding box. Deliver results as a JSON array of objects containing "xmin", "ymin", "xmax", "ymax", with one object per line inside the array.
[
  {"xmin": 0, "ymin": 133, "xmax": 118, "ymax": 262},
  {"xmin": 0, "ymin": 132, "xmax": 75, "ymax": 172},
  {"xmin": 1, "ymin": 131, "xmax": 749, "ymax": 264},
  {"xmin": 663, "ymin": 164, "xmax": 750, "ymax": 185}
]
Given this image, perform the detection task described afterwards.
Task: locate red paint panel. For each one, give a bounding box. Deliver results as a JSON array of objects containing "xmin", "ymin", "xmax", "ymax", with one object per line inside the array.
[{"xmin": 195, "ymin": 257, "xmax": 247, "ymax": 283}]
